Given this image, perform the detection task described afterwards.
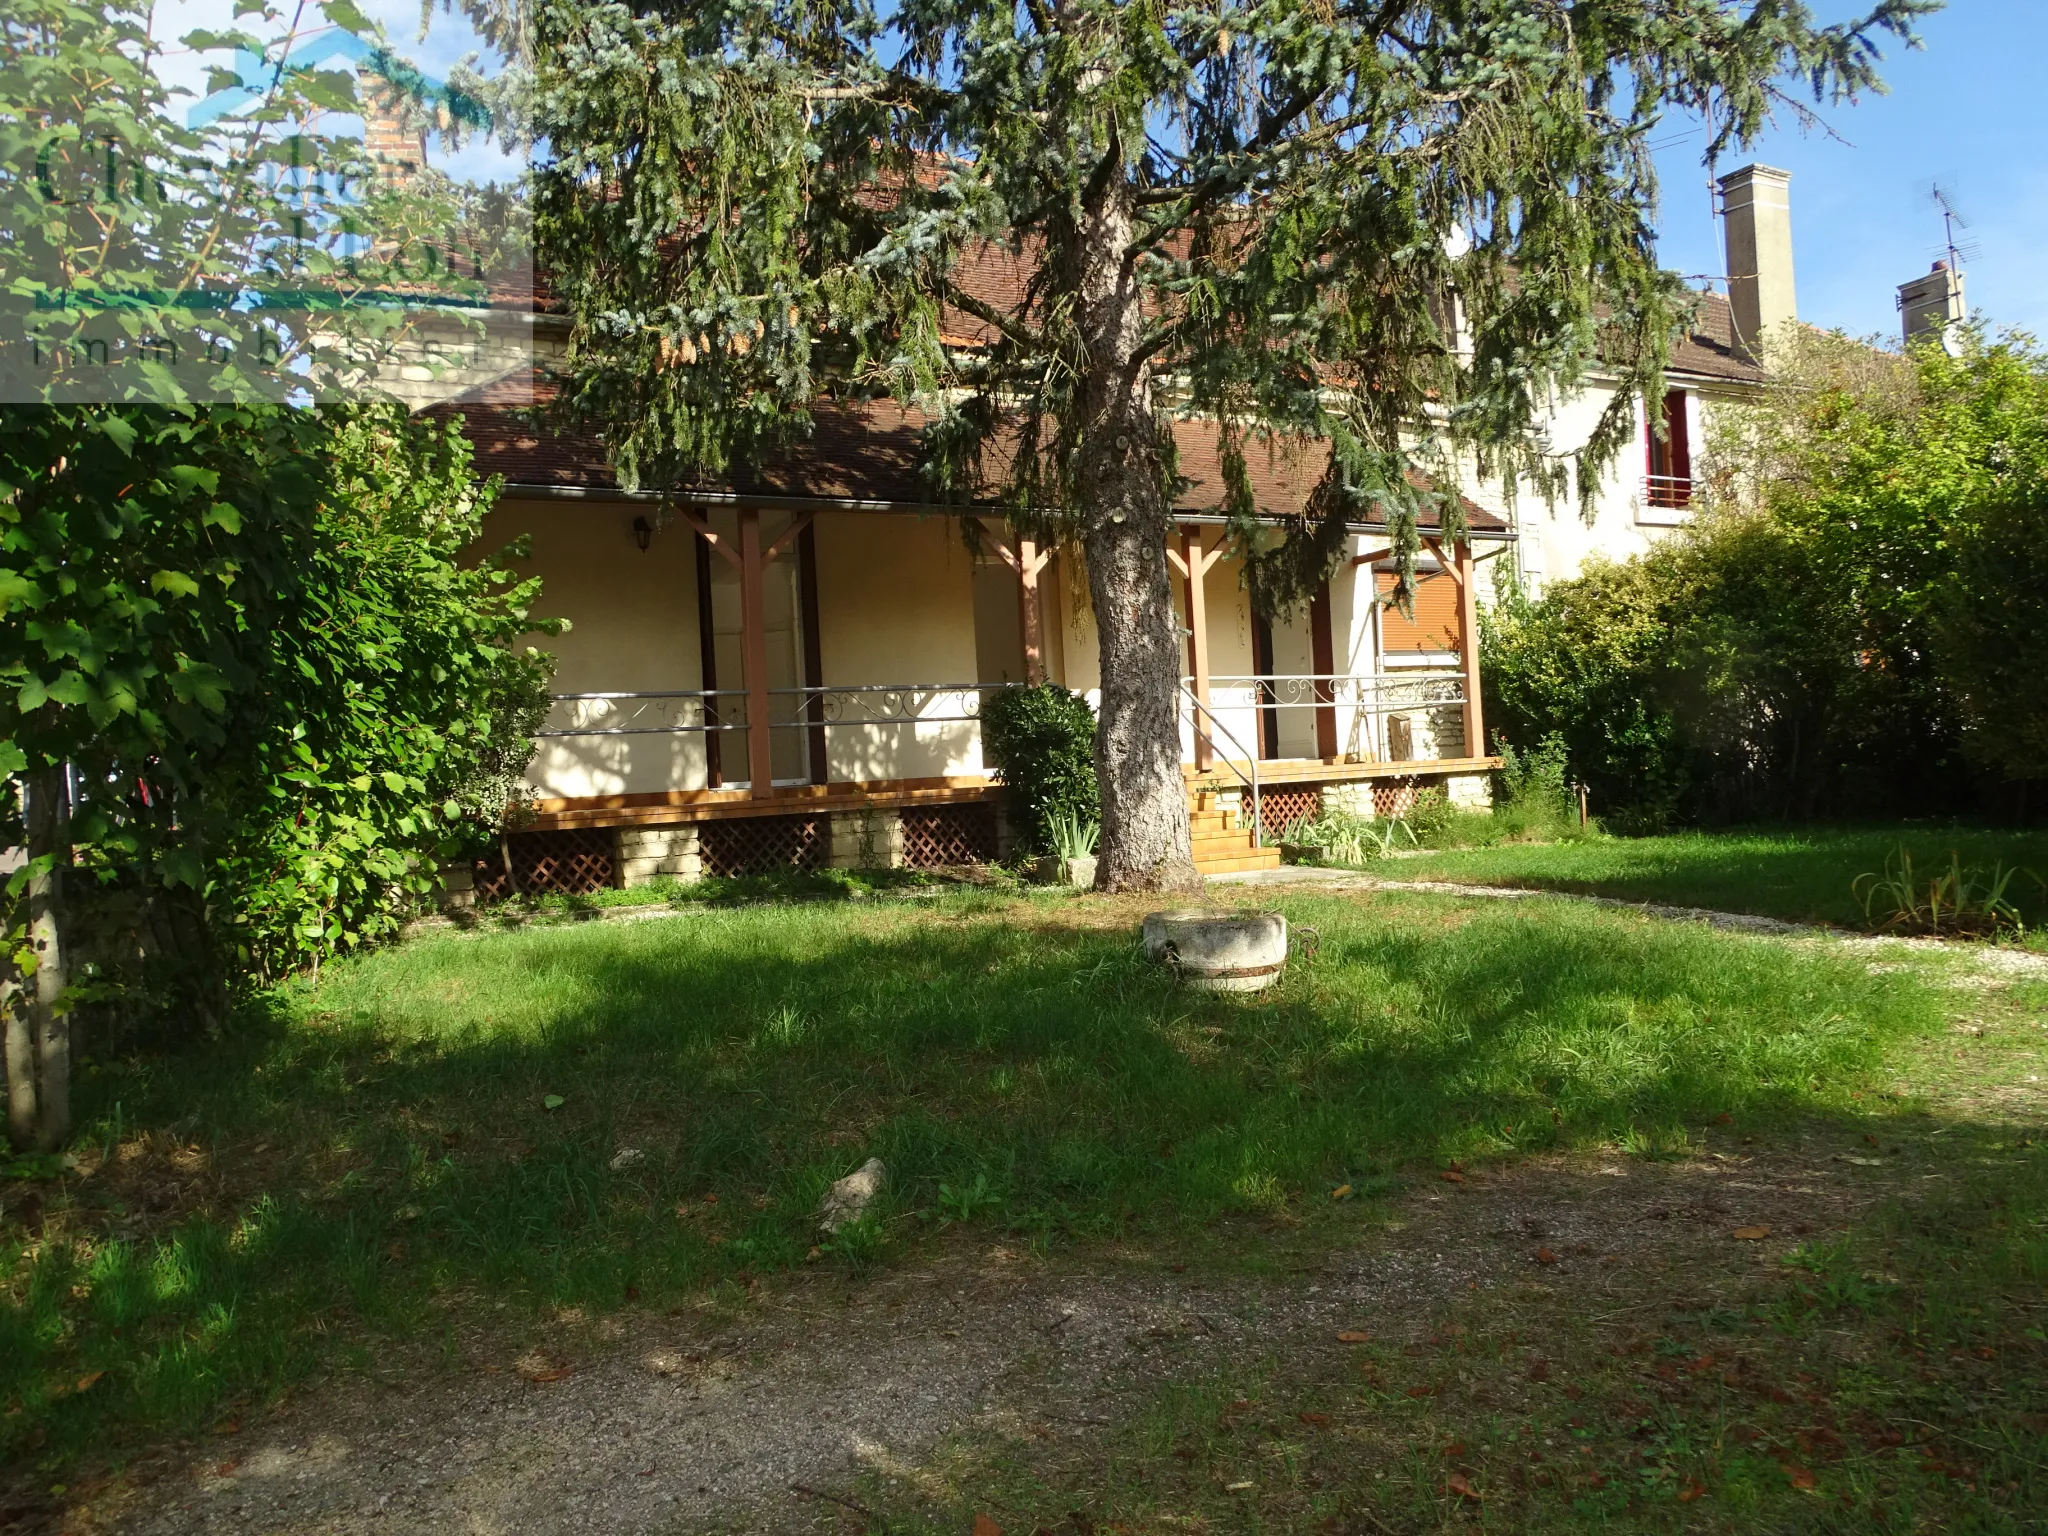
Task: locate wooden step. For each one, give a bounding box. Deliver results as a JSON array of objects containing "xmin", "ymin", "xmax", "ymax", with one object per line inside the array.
[{"xmin": 1193, "ymin": 850, "xmax": 1284, "ymax": 874}]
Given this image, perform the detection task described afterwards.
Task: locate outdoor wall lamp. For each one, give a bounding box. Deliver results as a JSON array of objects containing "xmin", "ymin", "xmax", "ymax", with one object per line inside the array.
[{"xmin": 632, "ymin": 515, "xmax": 653, "ymax": 553}]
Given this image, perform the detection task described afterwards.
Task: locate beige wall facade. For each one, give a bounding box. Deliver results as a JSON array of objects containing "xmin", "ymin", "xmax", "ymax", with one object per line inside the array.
[{"xmin": 497, "ymin": 499, "xmax": 1477, "ymax": 804}]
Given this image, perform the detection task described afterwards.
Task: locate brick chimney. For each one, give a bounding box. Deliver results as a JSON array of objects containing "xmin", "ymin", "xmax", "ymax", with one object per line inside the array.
[
  {"xmin": 1898, "ymin": 261, "xmax": 1966, "ymax": 352},
  {"xmin": 361, "ymin": 85, "xmax": 427, "ymax": 178},
  {"xmin": 1717, "ymin": 164, "xmax": 1797, "ymax": 361}
]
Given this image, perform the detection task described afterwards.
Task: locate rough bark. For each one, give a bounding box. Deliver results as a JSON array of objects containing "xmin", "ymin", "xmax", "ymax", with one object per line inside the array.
[
  {"xmin": 18, "ymin": 768, "xmax": 70, "ymax": 1150},
  {"xmin": 3, "ymin": 951, "xmax": 32, "ymax": 1151},
  {"xmin": 1071, "ymin": 174, "xmax": 1201, "ymax": 894}
]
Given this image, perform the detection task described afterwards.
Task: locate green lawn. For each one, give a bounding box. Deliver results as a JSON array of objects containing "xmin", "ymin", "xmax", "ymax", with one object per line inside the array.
[
  {"xmin": 1395, "ymin": 824, "xmax": 2048, "ymax": 931},
  {"xmin": 1, "ymin": 887, "xmax": 1960, "ymax": 1472}
]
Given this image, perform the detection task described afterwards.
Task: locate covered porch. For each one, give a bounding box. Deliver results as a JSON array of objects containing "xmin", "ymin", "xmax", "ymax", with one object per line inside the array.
[{"xmin": 451, "ymin": 401, "xmax": 1510, "ymax": 896}]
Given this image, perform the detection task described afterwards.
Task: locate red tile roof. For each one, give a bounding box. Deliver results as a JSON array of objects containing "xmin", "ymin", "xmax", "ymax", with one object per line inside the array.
[{"xmin": 447, "ymin": 388, "xmax": 1507, "ymax": 532}]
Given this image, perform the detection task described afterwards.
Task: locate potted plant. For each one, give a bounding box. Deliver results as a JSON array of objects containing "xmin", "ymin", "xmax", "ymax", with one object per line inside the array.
[{"xmin": 1032, "ymin": 810, "xmax": 1100, "ymax": 886}]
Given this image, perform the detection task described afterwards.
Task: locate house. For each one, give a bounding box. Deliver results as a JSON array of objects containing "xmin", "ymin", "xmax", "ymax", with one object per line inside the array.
[
  {"xmin": 450, "ymin": 391, "xmax": 1512, "ymax": 895},
  {"xmin": 1504, "ymin": 165, "xmax": 1790, "ymax": 597},
  {"xmin": 434, "ymin": 167, "xmax": 1795, "ymax": 898}
]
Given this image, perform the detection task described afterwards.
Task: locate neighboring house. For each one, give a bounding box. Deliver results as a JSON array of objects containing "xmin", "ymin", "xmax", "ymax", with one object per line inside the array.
[
  {"xmin": 429, "ymin": 165, "xmax": 1793, "ymax": 898},
  {"xmin": 1505, "ymin": 164, "xmax": 1791, "ymax": 597}
]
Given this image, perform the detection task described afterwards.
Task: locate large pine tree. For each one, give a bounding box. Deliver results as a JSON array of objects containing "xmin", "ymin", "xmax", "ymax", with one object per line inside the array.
[{"xmin": 532, "ymin": 0, "xmax": 1931, "ymax": 891}]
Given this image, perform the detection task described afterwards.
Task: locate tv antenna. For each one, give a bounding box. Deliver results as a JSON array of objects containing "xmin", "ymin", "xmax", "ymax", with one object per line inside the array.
[{"xmin": 1928, "ymin": 182, "xmax": 1980, "ymax": 270}]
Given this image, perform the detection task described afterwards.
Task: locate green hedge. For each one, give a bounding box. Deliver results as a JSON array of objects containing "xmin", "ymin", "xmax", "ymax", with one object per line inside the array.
[{"xmin": 980, "ymin": 684, "xmax": 1098, "ymax": 855}]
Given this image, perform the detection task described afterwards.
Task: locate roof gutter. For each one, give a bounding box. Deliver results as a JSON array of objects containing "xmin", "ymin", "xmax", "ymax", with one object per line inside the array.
[{"xmin": 503, "ymin": 481, "xmax": 1516, "ymax": 542}]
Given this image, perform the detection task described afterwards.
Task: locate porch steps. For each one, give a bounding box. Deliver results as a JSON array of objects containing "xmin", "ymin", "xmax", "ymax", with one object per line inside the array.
[{"xmin": 1188, "ymin": 802, "xmax": 1283, "ymax": 876}]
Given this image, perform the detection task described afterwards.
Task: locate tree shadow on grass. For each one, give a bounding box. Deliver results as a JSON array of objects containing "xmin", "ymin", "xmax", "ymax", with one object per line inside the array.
[
  {"xmin": 1414, "ymin": 822, "xmax": 2048, "ymax": 929},
  {"xmin": 0, "ymin": 890, "xmax": 2028, "ymax": 1469}
]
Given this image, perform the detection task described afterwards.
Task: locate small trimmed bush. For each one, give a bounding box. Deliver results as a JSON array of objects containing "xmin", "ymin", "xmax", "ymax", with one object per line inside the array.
[{"xmin": 981, "ymin": 684, "xmax": 1099, "ymax": 855}]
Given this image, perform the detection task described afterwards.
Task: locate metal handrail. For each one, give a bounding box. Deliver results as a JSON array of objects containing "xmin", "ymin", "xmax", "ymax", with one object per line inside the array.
[
  {"xmin": 1180, "ymin": 684, "xmax": 1262, "ymax": 846},
  {"xmin": 537, "ymin": 682, "xmax": 1019, "ymax": 738}
]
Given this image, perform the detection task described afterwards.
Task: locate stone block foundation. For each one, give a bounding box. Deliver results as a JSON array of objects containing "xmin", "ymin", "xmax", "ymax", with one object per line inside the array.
[{"xmin": 617, "ymin": 825, "xmax": 702, "ymax": 887}]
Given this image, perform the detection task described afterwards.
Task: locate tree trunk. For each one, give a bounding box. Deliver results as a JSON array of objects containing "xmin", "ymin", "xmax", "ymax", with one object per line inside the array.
[
  {"xmin": 3, "ymin": 949, "xmax": 32, "ymax": 1151},
  {"xmin": 1072, "ymin": 174, "xmax": 1200, "ymax": 894},
  {"xmin": 15, "ymin": 768, "xmax": 70, "ymax": 1150}
]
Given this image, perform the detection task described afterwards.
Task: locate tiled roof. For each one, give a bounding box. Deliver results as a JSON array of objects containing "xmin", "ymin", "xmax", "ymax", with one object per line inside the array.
[
  {"xmin": 448, "ymin": 388, "xmax": 1507, "ymax": 533},
  {"xmin": 1670, "ymin": 292, "xmax": 1765, "ymax": 383}
]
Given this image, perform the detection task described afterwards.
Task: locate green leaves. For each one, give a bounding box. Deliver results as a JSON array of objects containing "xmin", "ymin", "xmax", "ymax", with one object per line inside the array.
[{"xmin": 0, "ymin": 399, "xmax": 559, "ymax": 1027}]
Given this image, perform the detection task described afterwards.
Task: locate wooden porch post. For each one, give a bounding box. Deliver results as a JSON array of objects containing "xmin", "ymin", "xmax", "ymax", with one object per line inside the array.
[
  {"xmin": 1308, "ymin": 581, "xmax": 1338, "ymax": 760},
  {"xmin": 738, "ymin": 508, "xmax": 774, "ymax": 797},
  {"xmin": 1169, "ymin": 528, "xmax": 1217, "ymax": 770},
  {"xmin": 1456, "ymin": 535, "xmax": 1485, "ymax": 760},
  {"xmin": 1016, "ymin": 536, "xmax": 1048, "ymax": 686}
]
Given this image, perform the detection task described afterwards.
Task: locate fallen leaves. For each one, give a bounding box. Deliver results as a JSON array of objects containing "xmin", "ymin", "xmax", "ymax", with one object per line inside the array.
[
  {"xmin": 1335, "ymin": 1330, "xmax": 1372, "ymax": 1343},
  {"xmin": 1534, "ymin": 1246, "xmax": 1558, "ymax": 1265},
  {"xmin": 972, "ymin": 1515, "xmax": 1003, "ymax": 1536},
  {"xmin": 1296, "ymin": 1411, "xmax": 1329, "ymax": 1426},
  {"xmin": 1783, "ymin": 1463, "xmax": 1817, "ymax": 1491},
  {"xmin": 542, "ymin": 1094, "xmax": 565, "ymax": 1112},
  {"xmin": 1439, "ymin": 1170, "xmax": 1467, "ymax": 1186},
  {"xmin": 1678, "ymin": 1481, "xmax": 1706, "ymax": 1503},
  {"xmin": 1330, "ymin": 1183, "xmax": 1352, "ymax": 1201},
  {"xmin": 1446, "ymin": 1471, "xmax": 1481, "ymax": 1502},
  {"xmin": 1733, "ymin": 1225, "xmax": 1772, "ymax": 1240}
]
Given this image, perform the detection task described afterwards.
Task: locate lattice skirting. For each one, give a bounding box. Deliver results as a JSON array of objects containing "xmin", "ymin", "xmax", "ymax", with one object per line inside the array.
[
  {"xmin": 900, "ymin": 803, "xmax": 999, "ymax": 868},
  {"xmin": 700, "ymin": 814, "xmax": 826, "ymax": 878},
  {"xmin": 473, "ymin": 829, "xmax": 618, "ymax": 900},
  {"xmin": 1257, "ymin": 785, "xmax": 1323, "ymax": 837},
  {"xmin": 1371, "ymin": 777, "xmax": 1426, "ymax": 820}
]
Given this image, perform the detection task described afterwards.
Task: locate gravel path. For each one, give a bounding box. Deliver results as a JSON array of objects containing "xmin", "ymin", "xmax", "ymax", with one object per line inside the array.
[
  {"xmin": 85, "ymin": 1141, "xmax": 1939, "ymax": 1536},
  {"xmin": 1212, "ymin": 866, "xmax": 2048, "ymax": 979}
]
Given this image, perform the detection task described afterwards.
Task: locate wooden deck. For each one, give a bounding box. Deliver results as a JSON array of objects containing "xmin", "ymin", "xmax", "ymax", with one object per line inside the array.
[
  {"xmin": 1186, "ymin": 755, "xmax": 1502, "ymax": 785},
  {"xmin": 524, "ymin": 757, "xmax": 1498, "ymax": 832}
]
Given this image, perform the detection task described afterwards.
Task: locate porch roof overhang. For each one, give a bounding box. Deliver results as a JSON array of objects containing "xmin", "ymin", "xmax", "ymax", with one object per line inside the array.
[{"xmin": 497, "ymin": 478, "xmax": 1516, "ymax": 548}]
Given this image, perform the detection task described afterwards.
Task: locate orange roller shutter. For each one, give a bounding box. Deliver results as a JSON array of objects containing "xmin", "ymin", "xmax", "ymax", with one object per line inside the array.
[{"xmin": 1375, "ymin": 571, "xmax": 1462, "ymax": 653}]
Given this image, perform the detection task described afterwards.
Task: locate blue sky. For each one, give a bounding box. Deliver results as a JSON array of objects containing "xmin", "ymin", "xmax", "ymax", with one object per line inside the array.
[
  {"xmin": 153, "ymin": 0, "xmax": 2041, "ymax": 343},
  {"xmin": 1649, "ymin": 1, "xmax": 2048, "ymax": 343}
]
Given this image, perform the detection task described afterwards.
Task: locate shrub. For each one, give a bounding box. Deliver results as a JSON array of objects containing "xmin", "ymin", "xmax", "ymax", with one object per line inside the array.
[
  {"xmin": 1492, "ymin": 734, "xmax": 1577, "ymax": 839},
  {"xmin": 1484, "ymin": 329, "xmax": 2048, "ymax": 828},
  {"xmin": 979, "ymin": 684, "xmax": 1099, "ymax": 855},
  {"xmin": 1, "ymin": 403, "xmax": 557, "ymax": 1046}
]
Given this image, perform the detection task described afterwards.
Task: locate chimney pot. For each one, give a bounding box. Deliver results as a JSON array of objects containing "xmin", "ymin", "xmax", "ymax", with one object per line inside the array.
[{"xmin": 1717, "ymin": 164, "xmax": 1797, "ymax": 363}]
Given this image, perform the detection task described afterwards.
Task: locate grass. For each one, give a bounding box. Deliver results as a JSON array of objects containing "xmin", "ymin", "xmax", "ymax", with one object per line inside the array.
[
  {"xmin": 877, "ymin": 1140, "xmax": 2048, "ymax": 1534},
  {"xmin": 0, "ymin": 886, "xmax": 1957, "ymax": 1475},
  {"xmin": 1394, "ymin": 824, "xmax": 2048, "ymax": 933},
  {"xmin": 858, "ymin": 976, "xmax": 2048, "ymax": 1535}
]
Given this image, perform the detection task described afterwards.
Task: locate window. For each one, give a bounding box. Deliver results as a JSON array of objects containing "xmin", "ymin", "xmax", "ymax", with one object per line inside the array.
[{"xmin": 1644, "ymin": 389, "xmax": 1692, "ymax": 509}]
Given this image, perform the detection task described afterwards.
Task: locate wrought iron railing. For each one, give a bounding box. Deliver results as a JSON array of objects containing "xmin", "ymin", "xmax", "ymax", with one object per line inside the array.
[
  {"xmin": 1643, "ymin": 473, "xmax": 1693, "ymax": 510},
  {"xmin": 536, "ymin": 683, "xmax": 1017, "ymax": 738},
  {"xmin": 1187, "ymin": 672, "xmax": 1466, "ymax": 765}
]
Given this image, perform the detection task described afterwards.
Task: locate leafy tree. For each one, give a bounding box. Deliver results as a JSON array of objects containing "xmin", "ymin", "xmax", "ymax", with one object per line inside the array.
[
  {"xmin": 530, "ymin": 0, "xmax": 1930, "ymax": 888},
  {"xmin": 1485, "ymin": 327, "xmax": 2048, "ymax": 828},
  {"xmin": 1, "ymin": 403, "xmax": 552, "ymax": 1149},
  {"xmin": 1, "ymin": 1, "xmax": 548, "ymax": 1148}
]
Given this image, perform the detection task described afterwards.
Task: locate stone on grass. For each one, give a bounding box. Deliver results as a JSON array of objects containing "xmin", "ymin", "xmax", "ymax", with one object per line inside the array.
[{"xmin": 819, "ymin": 1158, "xmax": 886, "ymax": 1233}]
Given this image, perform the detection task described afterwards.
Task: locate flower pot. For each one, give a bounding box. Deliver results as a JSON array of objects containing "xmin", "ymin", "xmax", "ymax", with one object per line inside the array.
[
  {"xmin": 1062, "ymin": 854, "xmax": 1098, "ymax": 888},
  {"xmin": 1278, "ymin": 841, "xmax": 1321, "ymax": 865},
  {"xmin": 1142, "ymin": 909, "xmax": 1288, "ymax": 992}
]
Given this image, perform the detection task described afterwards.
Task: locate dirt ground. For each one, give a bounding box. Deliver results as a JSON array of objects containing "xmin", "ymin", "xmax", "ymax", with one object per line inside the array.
[
  {"xmin": 40, "ymin": 1124, "xmax": 1998, "ymax": 1536},
  {"xmin": 15, "ymin": 889, "xmax": 2045, "ymax": 1536}
]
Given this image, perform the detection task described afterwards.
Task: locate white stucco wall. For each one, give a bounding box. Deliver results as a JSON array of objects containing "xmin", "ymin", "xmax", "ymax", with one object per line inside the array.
[
  {"xmin": 1502, "ymin": 380, "xmax": 1724, "ymax": 597},
  {"xmin": 488, "ymin": 497, "xmax": 712, "ymax": 800},
  {"xmin": 812, "ymin": 512, "xmax": 985, "ymax": 780}
]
